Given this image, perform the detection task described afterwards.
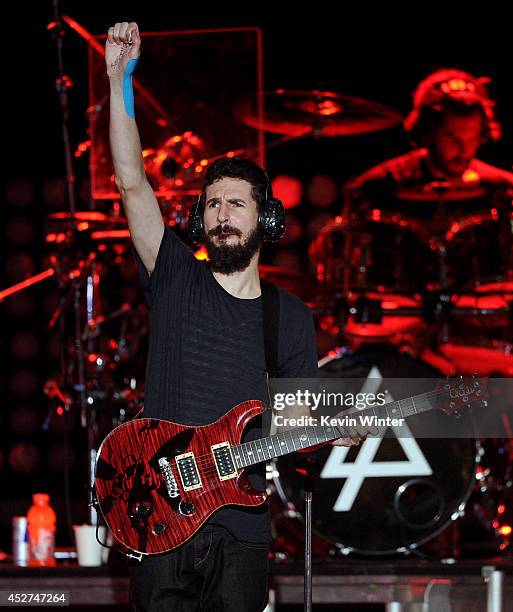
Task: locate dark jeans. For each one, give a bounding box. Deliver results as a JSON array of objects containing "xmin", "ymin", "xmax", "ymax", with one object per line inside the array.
[{"xmin": 129, "ymin": 525, "xmax": 270, "ymax": 612}]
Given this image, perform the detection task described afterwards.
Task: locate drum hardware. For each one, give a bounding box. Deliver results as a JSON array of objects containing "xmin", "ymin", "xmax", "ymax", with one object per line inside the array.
[
  {"xmin": 233, "ymin": 89, "xmax": 403, "ymax": 137},
  {"xmin": 1, "ymin": 204, "xmax": 148, "ymax": 528},
  {"xmin": 421, "ymin": 291, "xmax": 453, "ymax": 344},
  {"xmin": 45, "ymin": 211, "xmax": 130, "ymax": 247},
  {"xmin": 309, "ymin": 212, "xmax": 436, "ymax": 294},
  {"xmin": 349, "ymin": 294, "xmax": 422, "ymax": 325},
  {"xmin": 46, "ymin": 211, "xmax": 128, "ymax": 224},
  {"xmin": 143, "ymin": 132, "xmax": 207, "ymax": 195},
  {"xmin": 298, "ymin": 170, "xmax": 513, "ymax": 557},
  {"xmin": 393, "ymin": 479, "xmax": 446, "ymax": 530},
  {"xmin": 310, "ymin": 182, "xmax": 513, "ymax": 353},
  {"xmin": 45, "ymin": 2, "xmax": 103, "ymax": 527},
  {"xmin": 469, "ymin": 439, "xmax": 513, "ymax": 553},
  {"xmin": 61, "ymin": 14, "xmax": 170, "ymax": 126},
  {"xmin": 396, "ymin": 180, "xmax": 488, "ymax": 203},
  {"xmin": 81, "ymin": 303, "xmax": 133, "ymax": 340}
]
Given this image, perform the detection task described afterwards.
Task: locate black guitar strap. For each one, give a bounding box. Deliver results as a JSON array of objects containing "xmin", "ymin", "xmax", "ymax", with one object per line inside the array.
[
  {"xmin": 261, "ymin": 279, "xmax": 280, "ymax": 377},
  {"xmin": 260, "ymin": 279, "xmax": 280, "ymax": 434}
]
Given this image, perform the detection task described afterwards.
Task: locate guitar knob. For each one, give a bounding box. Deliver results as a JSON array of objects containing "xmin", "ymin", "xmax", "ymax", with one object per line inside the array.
[
  {"xmin": 179, "ymin": 501, "xmax": 196, "ymax": 516},
  {"xmin": 131, "ymin": 499, "xmax": 153, "ymax": 518},
  {"xmin": 153, "ymin": 522, "xmax": 166, "ymax": 535}
]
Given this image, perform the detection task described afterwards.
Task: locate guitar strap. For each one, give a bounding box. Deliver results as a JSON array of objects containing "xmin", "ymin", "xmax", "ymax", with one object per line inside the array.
[
  {"xmin": 261, "ymin": 279, "xmax": 280, "ymax": 377},
  {"xmin": 260, "ymin": 279, "xmax": 280, "ymax": 435}
]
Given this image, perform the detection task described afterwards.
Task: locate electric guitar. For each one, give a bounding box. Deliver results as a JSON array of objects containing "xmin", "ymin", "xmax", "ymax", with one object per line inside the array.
[{"xmin": 94, "ymin": 376, "xmax": 487, "ymax": 556}]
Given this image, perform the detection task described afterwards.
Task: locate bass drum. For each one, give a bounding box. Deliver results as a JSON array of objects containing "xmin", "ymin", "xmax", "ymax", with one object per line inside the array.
[{"xmin": 274, "ymin": 348, "xmax": 479, "ymax": 555}]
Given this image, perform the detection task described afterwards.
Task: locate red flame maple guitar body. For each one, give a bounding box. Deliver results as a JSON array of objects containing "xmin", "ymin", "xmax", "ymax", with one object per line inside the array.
[{"xmin": 95, "ymin": 400, "xmax": 267, "ymax": 555}]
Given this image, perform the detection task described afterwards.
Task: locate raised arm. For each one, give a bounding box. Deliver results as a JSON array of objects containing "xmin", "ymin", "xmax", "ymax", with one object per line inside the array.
[{"xmin": 106, "ymin": 21, "xmax": 164, "ymax": 274}]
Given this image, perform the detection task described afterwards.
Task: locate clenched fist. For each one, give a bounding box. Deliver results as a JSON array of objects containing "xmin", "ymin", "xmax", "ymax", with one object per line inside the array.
[{"xmin": 106, "ymin": 22, "xmax": 141, "ymax": 79}]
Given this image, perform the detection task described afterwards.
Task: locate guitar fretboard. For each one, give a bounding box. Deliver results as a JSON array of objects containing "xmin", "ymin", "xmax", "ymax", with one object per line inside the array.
[{"xmin": 231, "ymin": 387, "xmax": 449, "ymax": 468}]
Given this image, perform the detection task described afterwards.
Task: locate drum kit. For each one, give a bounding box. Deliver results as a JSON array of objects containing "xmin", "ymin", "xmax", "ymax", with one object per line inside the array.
[
  {"xmin": 249, "ymin": 93, "xmax": 513, "ymax": 559},
  {"xmin": 2, "ymin": 86, "xmax": 512, "ymax": 557}
]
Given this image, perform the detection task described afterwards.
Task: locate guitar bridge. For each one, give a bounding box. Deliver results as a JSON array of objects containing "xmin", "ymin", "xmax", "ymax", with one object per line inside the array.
[
  {"xmin": 211, "ymin": 442, "xmax": 237, "ymax": 481},
  {"xmin": 175, "ymin": 452, "xmax": 202, "ymax": 491}
]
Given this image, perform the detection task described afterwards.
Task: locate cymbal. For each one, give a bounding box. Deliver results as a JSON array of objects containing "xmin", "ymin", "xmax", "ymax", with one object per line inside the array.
[
  {"xmin": 310, "ymin": 212, "xmax": 437, "ymax": 249},
  {"xmin": 45, "ymin": 229, "xmax": 131, "ymax": 244},
  {"xmin": 45, "ymin": 212, "xmax": 130, "ymax": 246},
  {"xmin": 47, "ymin": 212, "xmax": 128, "ymax": 224},
  {"xmin": 396, "ymin": 181, "xmax": 488, "ymax": 202},
  {"xmin": 233, "ymin": 89, "xmax": 402, "ymax": 137}
]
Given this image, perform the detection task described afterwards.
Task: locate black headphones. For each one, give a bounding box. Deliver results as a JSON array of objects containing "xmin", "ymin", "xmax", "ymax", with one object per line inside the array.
[{"xmin": 187, "ymin": 173, "xmax": 286, "ymax": 245}]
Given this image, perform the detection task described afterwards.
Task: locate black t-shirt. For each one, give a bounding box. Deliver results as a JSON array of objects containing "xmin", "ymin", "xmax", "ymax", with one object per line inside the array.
[{"xmin": 135, "ymin": 227, "xmax": 318, "ymax": 543}]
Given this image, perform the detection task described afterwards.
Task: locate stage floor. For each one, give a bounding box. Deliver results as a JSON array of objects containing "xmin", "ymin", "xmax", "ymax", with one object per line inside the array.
[{"xmin": 1, "ymin": 557, "xmax": 512, "ymax": 610}]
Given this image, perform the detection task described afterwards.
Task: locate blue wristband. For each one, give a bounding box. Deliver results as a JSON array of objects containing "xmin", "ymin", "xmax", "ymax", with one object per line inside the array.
[{"xmin": 123, "ymin": 58, "xmax": 138, "ymax": 119}]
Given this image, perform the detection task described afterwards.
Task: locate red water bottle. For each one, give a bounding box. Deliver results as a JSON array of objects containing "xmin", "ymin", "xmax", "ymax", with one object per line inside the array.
[{"xmin": 27, "ymin": 493, "xmax": 56, "ymax": 566}]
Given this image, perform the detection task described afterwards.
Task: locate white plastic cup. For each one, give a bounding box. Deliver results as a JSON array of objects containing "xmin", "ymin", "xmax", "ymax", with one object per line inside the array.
[{"xmin": 73, "ymin": 525, "xmax": 106, "ymax": 567}]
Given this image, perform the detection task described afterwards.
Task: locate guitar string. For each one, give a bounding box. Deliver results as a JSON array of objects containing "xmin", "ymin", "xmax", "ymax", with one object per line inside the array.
[
  {"xmin": 155, "ymin": 385, "xmax": 479, "ymax": 468},
  {"xmin": 152, "ymin": 405, "xmax": 478, "ymax": 484},
  {"xmin": 112, "ymin": 387, "xmax": 480, "ymax": 484},
  {"xmin": 100, "ymin": 386, "xmax": 482, "ymax": 524}
]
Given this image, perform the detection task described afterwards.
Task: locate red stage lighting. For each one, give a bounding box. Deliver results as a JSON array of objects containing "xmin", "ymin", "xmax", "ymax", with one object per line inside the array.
[
  {"xmin": 5, "ymin": 179, "xmax": 35, "ymax": 208},
  {"xmin": 10, "ymin": 332, "xmax": 39, "ymax": 362},
  {"xmin": 9, "ymin": 369, "xmax": 40, "ymax": 400},
  {"xmin": 8, "ymin": 405, "xmax": 39, "ymax": 436},
  {"xmin": 8, "ymin": 443, "xmax": 40, "ymax": 474},
  {"xmin": 307, "ymin": 175, "xmax": 338, "ymax": 208},
  {"xmin": 272, "ymin": 175, "xmax": 302, "ymax": 209}
]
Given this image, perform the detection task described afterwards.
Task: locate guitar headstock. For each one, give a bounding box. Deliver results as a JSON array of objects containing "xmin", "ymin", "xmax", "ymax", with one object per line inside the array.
[{"xmin": 436, "ymin": 374, "xmax": 488, "ymax": 416}]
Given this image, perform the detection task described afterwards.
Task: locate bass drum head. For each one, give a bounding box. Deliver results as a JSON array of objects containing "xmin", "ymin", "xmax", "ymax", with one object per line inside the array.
[{"xmin": 274, "ymin": 348, "xmax": 478, "ymax": 555}]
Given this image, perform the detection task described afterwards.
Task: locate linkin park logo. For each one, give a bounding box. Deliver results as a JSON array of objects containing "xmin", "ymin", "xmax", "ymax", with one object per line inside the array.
[{"xmin": 320, "ymin": 367, "xmax": 433, "ymax": 512}]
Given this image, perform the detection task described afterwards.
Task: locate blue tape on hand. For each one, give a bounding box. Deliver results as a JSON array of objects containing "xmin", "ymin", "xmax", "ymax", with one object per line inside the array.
[{"xmin": 123, "ymin": 59, "xmax": 138, "ymax": 119}]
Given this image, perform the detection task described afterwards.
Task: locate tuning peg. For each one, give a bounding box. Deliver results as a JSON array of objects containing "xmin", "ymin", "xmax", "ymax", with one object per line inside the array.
[
  {"xmin": 472, "ymin": 373, "xmax": 479, "ymax": 379},
  {"xmin": 481, "ymin": 400, "xmax": 488, "ymax": 408},
  {"xmin": 454, "ymin": 409, "xmax": 461, "ymax": 419}
]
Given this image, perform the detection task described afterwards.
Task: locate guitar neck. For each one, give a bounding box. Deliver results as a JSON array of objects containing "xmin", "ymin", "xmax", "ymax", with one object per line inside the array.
[{"xmin": 231, "ymin": 386, "xmax": 449, "ymax": 468}]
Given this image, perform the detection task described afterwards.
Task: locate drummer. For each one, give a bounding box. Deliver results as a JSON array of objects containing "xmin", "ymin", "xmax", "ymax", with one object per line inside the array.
[{"xmin": 344, "ymin": 68, "xmax": 513, "ymax": 217}]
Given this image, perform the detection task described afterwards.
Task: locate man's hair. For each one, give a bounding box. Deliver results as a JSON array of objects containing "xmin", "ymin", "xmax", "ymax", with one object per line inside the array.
[
  {"xmin": 201, "ymin": 157, "xmax": 269, "ymax": 211},
  {"xmin": 404, "ymin": 68, "xmax": 501, "ymax": 145}
]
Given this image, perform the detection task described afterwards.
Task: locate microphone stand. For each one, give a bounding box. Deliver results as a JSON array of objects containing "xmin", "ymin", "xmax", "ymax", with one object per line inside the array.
[
  {"xmin": 48, "ymin": 0, "xmax": 97, "ymax": 524},
  {"xmin": 293, "ymin": 454, "xmax": 321, "ymax": 612},
  {"xmin": 304, "ymin": 472, "xmax": 313, "ymax": 612}
]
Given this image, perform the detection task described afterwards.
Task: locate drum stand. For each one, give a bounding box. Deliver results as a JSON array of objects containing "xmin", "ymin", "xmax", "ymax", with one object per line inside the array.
[{"xmin": 48, "ymin": 0, "xmax": 98, "ymax": 526}]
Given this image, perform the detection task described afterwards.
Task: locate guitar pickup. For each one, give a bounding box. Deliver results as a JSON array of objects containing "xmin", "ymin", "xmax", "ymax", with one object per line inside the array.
[
  {"xmin": 211, "ymin": 442, "xmax": 237, "ymax": 481},
  {"xmin": 175, "ymin": 452, "xmax": 202, "ymax": 491}
]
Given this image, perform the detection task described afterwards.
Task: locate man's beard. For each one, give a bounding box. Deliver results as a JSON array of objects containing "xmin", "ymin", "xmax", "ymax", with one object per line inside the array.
[
  {"xmin": 430, "ymin": 149, "xmax": 472, "ymax": 179},
  {"xmin": 204, "ymin": 225, "xmax": 262, "ymax": 274}
]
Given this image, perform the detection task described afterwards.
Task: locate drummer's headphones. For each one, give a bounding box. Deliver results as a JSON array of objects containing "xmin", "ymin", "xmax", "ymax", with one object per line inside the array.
[
  {"xmin": 187, "ymin": 157, "xmax": 286, "ymax": 246},
  {"xmin": 404, "ymin": 68, "xmax": 502, "ymax": 144}
]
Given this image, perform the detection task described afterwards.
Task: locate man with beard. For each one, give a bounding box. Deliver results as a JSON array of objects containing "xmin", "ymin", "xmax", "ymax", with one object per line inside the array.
[
  {"xmin": 345, "ymin": 68, "xmax": 513, "ymax": 211},
  {"xmin": 106, "ymin": 21, "xmax": 366, "ymax": 612},
  {"xmin": 336, "ymin": 68, "xmax": 513, "ymax": 292}
]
